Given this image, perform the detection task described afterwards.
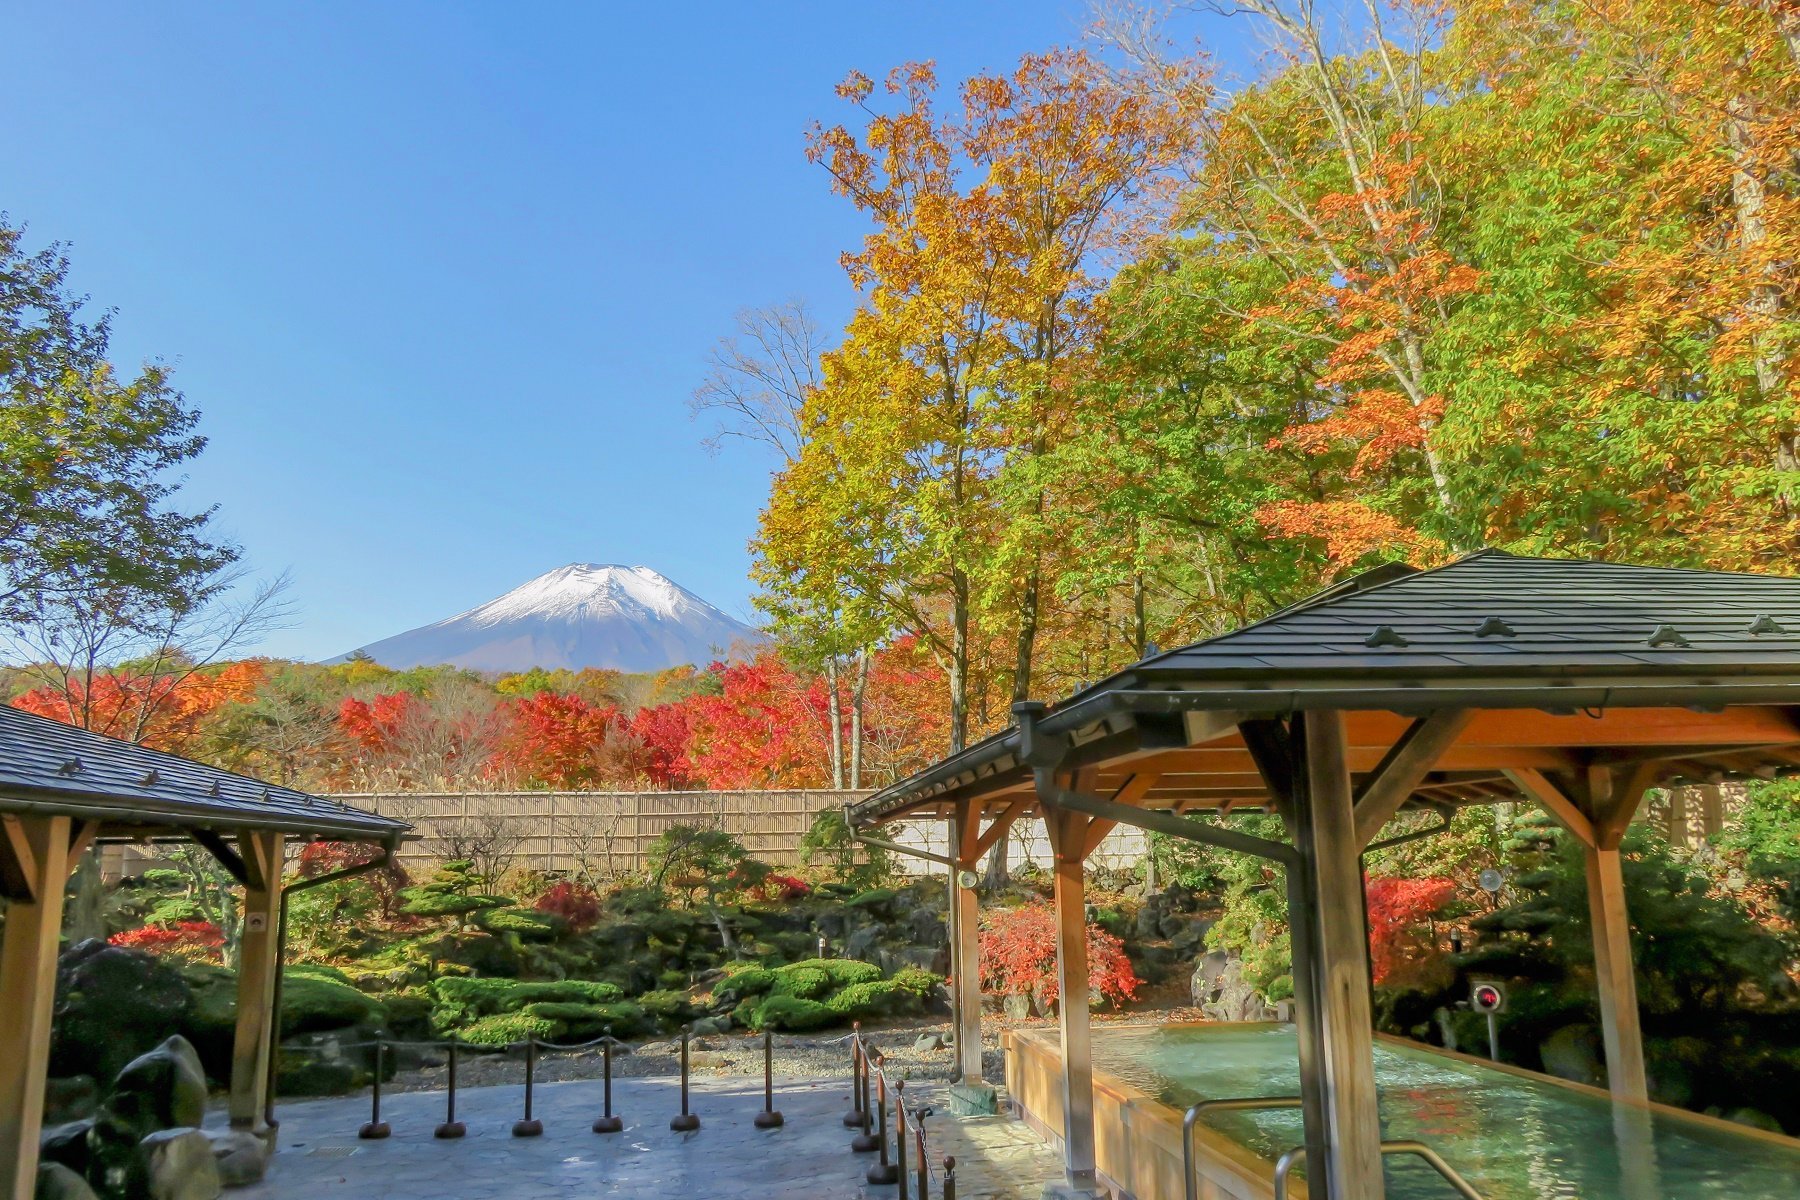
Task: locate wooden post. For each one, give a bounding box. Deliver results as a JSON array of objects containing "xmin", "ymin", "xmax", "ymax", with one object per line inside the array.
[
  {"xmin": 1585, "ymin": 844, "xmax": 1647, "ymax": 1102},
  {"xmin": 0, "ymin": 814, "xmax": 86, "ymax": 1198},
  {"xmin": 1277, "ymin": 719, "xmax": 1336, "ymax": 1200},
  {"xmin": 1047, "ymin": 807, "xmax": 1098, "ymax": 1192},
  {"xmin": 229, "ymin": 831, "xmax": 285, "ymax": 1134},
  {"xmin": 1699, "ymin": 784, "xmax": 1724, "ymax": 838},
  {"xmin": 1297, "ymin": 711, "xmax": 1386, "ymax": 1200},
  {"xmin": 948, "ymin": 808, "xmax": 983, "ymax": 1084}
]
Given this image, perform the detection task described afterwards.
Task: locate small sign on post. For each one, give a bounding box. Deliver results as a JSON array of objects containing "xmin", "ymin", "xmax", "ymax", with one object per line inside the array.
[
  {"xmin": 1470, "ymin": 979, "xmax": 1506, "ymax": 1062},
  {"xmin": 244, "ymin": 913, "xmax": 268, "ymax": 932}
]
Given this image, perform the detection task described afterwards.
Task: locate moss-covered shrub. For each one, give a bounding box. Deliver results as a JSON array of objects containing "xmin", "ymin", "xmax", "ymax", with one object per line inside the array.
[
  {"xmin": 383, "ymin": 990, "xmax": 435, "ymax": 1038},
  {"xmin": 476, "ymin": 907, "xmax": 563, "ymax": 939},
  {"xmin": 751, "ymin": 994, "xmax": 836, "ymax": 1032},
  {"xmin": 427, "ymin": 976, "xmax": 624, "ymax": 1029},
  {"xmin": 459, "ymin": 1012, "xmax": 560, "ymax": 1045},
  {"xmin": 771, "ymin": 965, "xmax": 832, "ymax": 1000},
  {"xmin": 823, "ymin": 980, "xmax": 903, "ymax": 1019},
  {"xmin": 714, "ymin": 966, "xmax": 775, "ymax": 1001},
  {"xmin": 792, "ymin": 958, "xmax": 883, "ymax": 988},
  {"xmin": 519, "ymin": 1000, "xmax": 651, "ymax": 1038},
  {"xmin": 889, "ymin": 967, "xmax": 942, "ymax": 999}
]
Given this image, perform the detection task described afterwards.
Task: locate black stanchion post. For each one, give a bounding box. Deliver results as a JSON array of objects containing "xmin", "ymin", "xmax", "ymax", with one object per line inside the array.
[
  {"xmin": 754, "ymin": 1028, "xmax": 784, "ymax": 1129},
  {"xmin": 895, "ymin": 1079, "xmax": 910, "ymax": 1200},
  {"xmin": 865, "ymin": 1055, "xmax": 898, "ymax": 1185},
  {"xmin": 943, "ymin": 1155, "xmax": 957, "ymax": 1200},
  {"xmin": 851, "ymin": 1035, "xmax": 878, "ymax": 1152},
  {"xmin": 842, "ymin": 1023, "xmax": 865, "ymax": 1127},
  {"xmin": 592, "ymin": 1034, "xmax": 624, "ymax": 1134},
  {"xmin": 434, "ymin": 1039, "xmax": 466, "ymax": 1139},
  {"xmin": 359, "ymin": 1041, "xmax": 391, "ymax": 1139},
  {"xmin": 670, "ymin": 1024, "xmax": 701, "ymax": 1132},
  {"xmin": 512, "ymin": 1035, "xmax": 544, "ymax": 1137}
]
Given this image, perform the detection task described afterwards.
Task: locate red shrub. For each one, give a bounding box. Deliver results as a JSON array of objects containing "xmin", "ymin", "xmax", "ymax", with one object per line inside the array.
[
  {"xmin": 110, "ymin": 921, "xmax": 226, "ymax": 962},
  {"xmin": 534, "ymin": 881, "xmax": 602, "ymax": 932},
  {"xmin": 978, "ymin": 902, "xmax": 1139, "ymax": 1009},
  {"xmin": 755, "ymin": 873, "xmax": 812, "ymax": 901},
  {"xmin": 1366, "ymin": 875, "xmax": 1456, "ymax": 985}
]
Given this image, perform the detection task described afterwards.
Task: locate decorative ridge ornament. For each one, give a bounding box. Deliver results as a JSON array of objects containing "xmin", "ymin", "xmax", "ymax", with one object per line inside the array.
[
  {"xmin": 1473, "ymin": 616, "xmax": 1517, "ymax": 638},
  {"xmin": 1364, "ymin": 626, "xmax": 1410, "ymax": 648},
  {"xmin": 1647, "ymin": 625, "xmax": 1691, "ymax": 648},
  {"xmin": 1748, "ymin": 614, "xmax": 1786, "ymax": 635}
]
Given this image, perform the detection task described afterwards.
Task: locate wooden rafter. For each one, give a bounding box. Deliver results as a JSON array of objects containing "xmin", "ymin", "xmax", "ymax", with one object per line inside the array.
[
  {"xmin": 1505, "ymin": 768, "xmax": 1597, "ymax": 847},
  {"xmin": 1352, "ymin": 709, "xmax": 1473, "ymax": 847}
]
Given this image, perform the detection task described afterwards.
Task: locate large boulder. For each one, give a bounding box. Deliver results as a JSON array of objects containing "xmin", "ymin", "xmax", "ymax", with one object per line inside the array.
[
  {"xmin": 37, "ymin": 1120, "xmax": 95, "ymax": 1177},
  {"xmin": 34, "ymin": 1162, "xmax": 99, "ymax": 1200},
  {"xmin": 107, "ymin": 1039, "xmax": 207, "ymax": 1139},
  {"xmin": 1196, "ymin": 957, "xmax": 1272, "ymax": 1022},
  {"xmin": 204, "ymin": 1129, "xmax": 269, "ymax": 1187},
  {"xmin": 1539, "ymin": 1025, "xmax": 1604, "ymax": 1088},
  {"xmin": 51, "ymin": 942, "xmax": 192, "ymax": 1084},
  {"xmin": 129, "ymin": 1128, "xmax": 221, "ymax": 1200}
]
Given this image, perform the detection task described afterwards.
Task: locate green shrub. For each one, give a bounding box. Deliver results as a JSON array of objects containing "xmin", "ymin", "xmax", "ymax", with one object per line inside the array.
[
  {"xmin": 771, "ymin": 965, "xmax": 832, "ymax": 1000},
  {"xmin": 889, "ymin": 967, "xmax": 942, "ymax": 998},
  {"xmin": 751, "ymin": 994, "xmax": 836, "ymax": 1032},
  {"xmin": 823, "ymin": 980, "xmax": 904, "ymax": 1019},
  {"xmin": 382, "ymin": 990, "xmax": 435, "ymax": 1036},
  {"xmin": 460, "ymin": 1012, "xmax": 560, "ymax": 1045},
  {"xmin": 714, "ymin": 967, "xmax": 775, "ymax": 1001},
  {"xmin": 847, "ymin": 888, "xmax": 900, "ymax": 911}
]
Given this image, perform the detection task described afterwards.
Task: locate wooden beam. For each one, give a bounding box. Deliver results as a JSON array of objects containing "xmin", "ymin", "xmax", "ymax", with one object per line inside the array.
[
  {"xmin": 1593, "ymin": 761, "xmax": 1661, "ymax": 850},
  {"xmin": 229, "ymin": 831, "xmax": 284, "ymax": 1133},
  {"xmin": 1049, "ymin": 785, "xmax": 1295, "ymax": 865},
  {"xmin": 1352, "ymin": 709, "xmax": 1473, "ymax": 846},
  {"xmin": 1299, "ymin": 711, "xmax": 1386, "ymax": 1200},
  {"xmin": 1504, "ymin": 768, "xmax": 1598, "ymax": 848},
  {"xmin": 1079, "ymin": 773, "xmax": 1158, "ymax": 857},
  {"xmin": 1045, "ymin": 807, "xmax": 1097, "ymax": 1190},
  {"xmin": 0, "ymin": 814, "xmax": 77, "ymax": 1197},
  {"xmin": 193, "ymin": 828, "xmax": 250, "ymax": 885},
  {"xmin": 967, "ymin": 795, "xmax": 1029, "ymax": 866}
]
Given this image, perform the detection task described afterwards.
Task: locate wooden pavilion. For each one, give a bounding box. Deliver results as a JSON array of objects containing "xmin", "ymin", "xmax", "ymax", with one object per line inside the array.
[
  {"xmin": 848, "ymin": 551, "xmax": 1800, "ymax": 1200},
  {"xmin": 0, "ymin": 704, "xmax": 408, "ymax": 1195}
]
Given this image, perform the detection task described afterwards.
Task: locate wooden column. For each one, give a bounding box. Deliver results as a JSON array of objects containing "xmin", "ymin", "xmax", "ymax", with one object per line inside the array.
[
  {"xmin": 229, "ymin": 831, "xmax": 285, "ymax": 1133},
  {"xmin": 1047, "ymin": 807, "xmax": 1098, "ymax": 1192},
  {"xmin": 1, "ymin": 814, "xmax": 91, "ymax": 1198},
  {"xmin": 1297, "ymin": 711, "xmax": 1386, "ymax": 1200},
  {"xmin": 949, "ymin": 806, "xmax": 984, "ymax": 1084},
  {"xmin": 1507, "ymin": 765, "xmax": 1652, "ymax": 1103},
  {"xmin": 1585, "ymin": 843, "xmax": 1647, "ymax": 1101}
]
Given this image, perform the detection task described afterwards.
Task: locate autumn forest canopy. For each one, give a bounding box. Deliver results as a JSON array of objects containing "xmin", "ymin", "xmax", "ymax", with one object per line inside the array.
[{"xmin": 6, "ymin": 0, "xmax": 1800, "ymax": 793}]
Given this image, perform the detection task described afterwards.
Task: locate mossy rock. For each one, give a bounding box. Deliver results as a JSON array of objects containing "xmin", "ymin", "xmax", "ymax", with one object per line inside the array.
[
  {"xmin": 751, "ymin": 994, "xmax": 837, "ymax": 1032},
  {"xmin": 459, "ymin": 1012, "xmax": 561, "ymax": 1046},
  {"xmin": 846, "ymin": 888, "xmax": 901, "ymax": 915},
  {"xmin": 771, "ymin": 965, "xmax": 832, "ymax": 1000},
  {"xmin": 398, "ymin": 888, "xmax": 509, "ymax": 919},
  {"xmin": 382, "ymin": 990, "xmax": 435, "ymax": 1038},
  {"xmin": 178, "ymin": 962, "xmax": 382, "ymax": 1079},
  {"xmin": 427, "ymin": 977, "xmax": 623, "ymax": 1028},
  {"xmin": 636, "ymin": 989, "xmax": 696, "ymax": 1026}
]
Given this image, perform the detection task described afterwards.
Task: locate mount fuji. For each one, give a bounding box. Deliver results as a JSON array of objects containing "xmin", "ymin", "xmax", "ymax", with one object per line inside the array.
[{"xmin": 333, "ymin": 564, "xmax": 763, "ymax": 673}]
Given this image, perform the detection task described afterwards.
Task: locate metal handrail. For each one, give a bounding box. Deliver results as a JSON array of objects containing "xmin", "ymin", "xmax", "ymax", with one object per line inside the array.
[
  {"xmin": 1272, "ymin": 1139, "xmax": 1487, "ymax": 1200},
  {"xmin": 1182, "ymin": 1097, "xmax": 1304, "ymax": 1200}
]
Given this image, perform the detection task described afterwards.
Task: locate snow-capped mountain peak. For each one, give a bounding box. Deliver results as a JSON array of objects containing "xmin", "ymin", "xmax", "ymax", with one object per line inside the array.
[{"xmin": 332, "ymin": 564, "xmax": 761, "ymax": 674}]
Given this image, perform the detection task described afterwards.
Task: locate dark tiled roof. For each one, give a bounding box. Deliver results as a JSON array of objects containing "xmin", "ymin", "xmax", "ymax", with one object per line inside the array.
[
  {"xmin": 0, "ymin": 704, "xmax": 408, "ymax": 842},
  {"xmin": 1134, "ymin": 551, "xmax": 1800, "ymax": 680},
  {"xmin": 851, "ymin": 551, "xmax": 1800, "ymax": 826}
]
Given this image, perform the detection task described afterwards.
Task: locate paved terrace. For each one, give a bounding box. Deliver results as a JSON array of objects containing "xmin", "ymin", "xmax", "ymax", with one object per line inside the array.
[{"xmin": 231, "ymin": 1076, "xmax": 1062, "ymax": 1200}]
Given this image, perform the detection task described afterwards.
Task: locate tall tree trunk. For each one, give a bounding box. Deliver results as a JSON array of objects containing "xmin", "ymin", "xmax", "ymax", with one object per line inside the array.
[
  {"xmin": 949, "ymin": 571, "xmax": 970, "ymax": 754},
  {"xmin": 1132, "ymin": 571, "xmax": 1148, "ymax": 659},
  {"xmin": 849, "ymin": 650, "xmax": 868, "ymax": 790},
  {"xmin": 1012, "ymin": 564, "xmax": 1040, "ymax": 703},
  {"xmin": 824, "ymin": 654, "xmax": 845, "ymax": 789}
]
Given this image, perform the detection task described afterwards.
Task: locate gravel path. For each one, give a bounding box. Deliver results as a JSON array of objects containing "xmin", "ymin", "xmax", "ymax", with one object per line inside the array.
[{"xmin": 385, "ymin": 1018, "xmax": 1007, "ymax": 1095}]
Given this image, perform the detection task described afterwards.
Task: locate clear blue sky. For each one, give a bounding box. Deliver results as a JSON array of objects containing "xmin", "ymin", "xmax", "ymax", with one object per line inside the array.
[{"xmin": 4, "ymin": 2, "xmax": 1254, "ymax": 662}]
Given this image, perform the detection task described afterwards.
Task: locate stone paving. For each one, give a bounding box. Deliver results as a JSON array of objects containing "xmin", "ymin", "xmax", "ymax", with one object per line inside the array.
[{"xmin": 229, "ymin": 1075, "xmax": 1068, "ymax": 1200}]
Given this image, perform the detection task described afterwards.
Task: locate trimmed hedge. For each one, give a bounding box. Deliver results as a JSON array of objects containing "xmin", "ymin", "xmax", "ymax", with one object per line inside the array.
[
  {"xmin": 770, "ymin": 965, "xmax": 832, "ymax": 1000},
  {"xmin": 713, "ymin": 967, "xmax": 775, "ymax": 1001},
  {"xmin": 751, "ymin": 994, "xmax": 837, "ymax": 1032},
  {"xmin": 459, "ymin": 1012, "xmax": 559, "ymax": 1045},
  {"xmin": 428, "ymin": 977, "xmax": 625, "ymax": 1029},
  {"xmin": 519, "ymin": 1000, "xmax": 651, "ymax": 1038}
]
